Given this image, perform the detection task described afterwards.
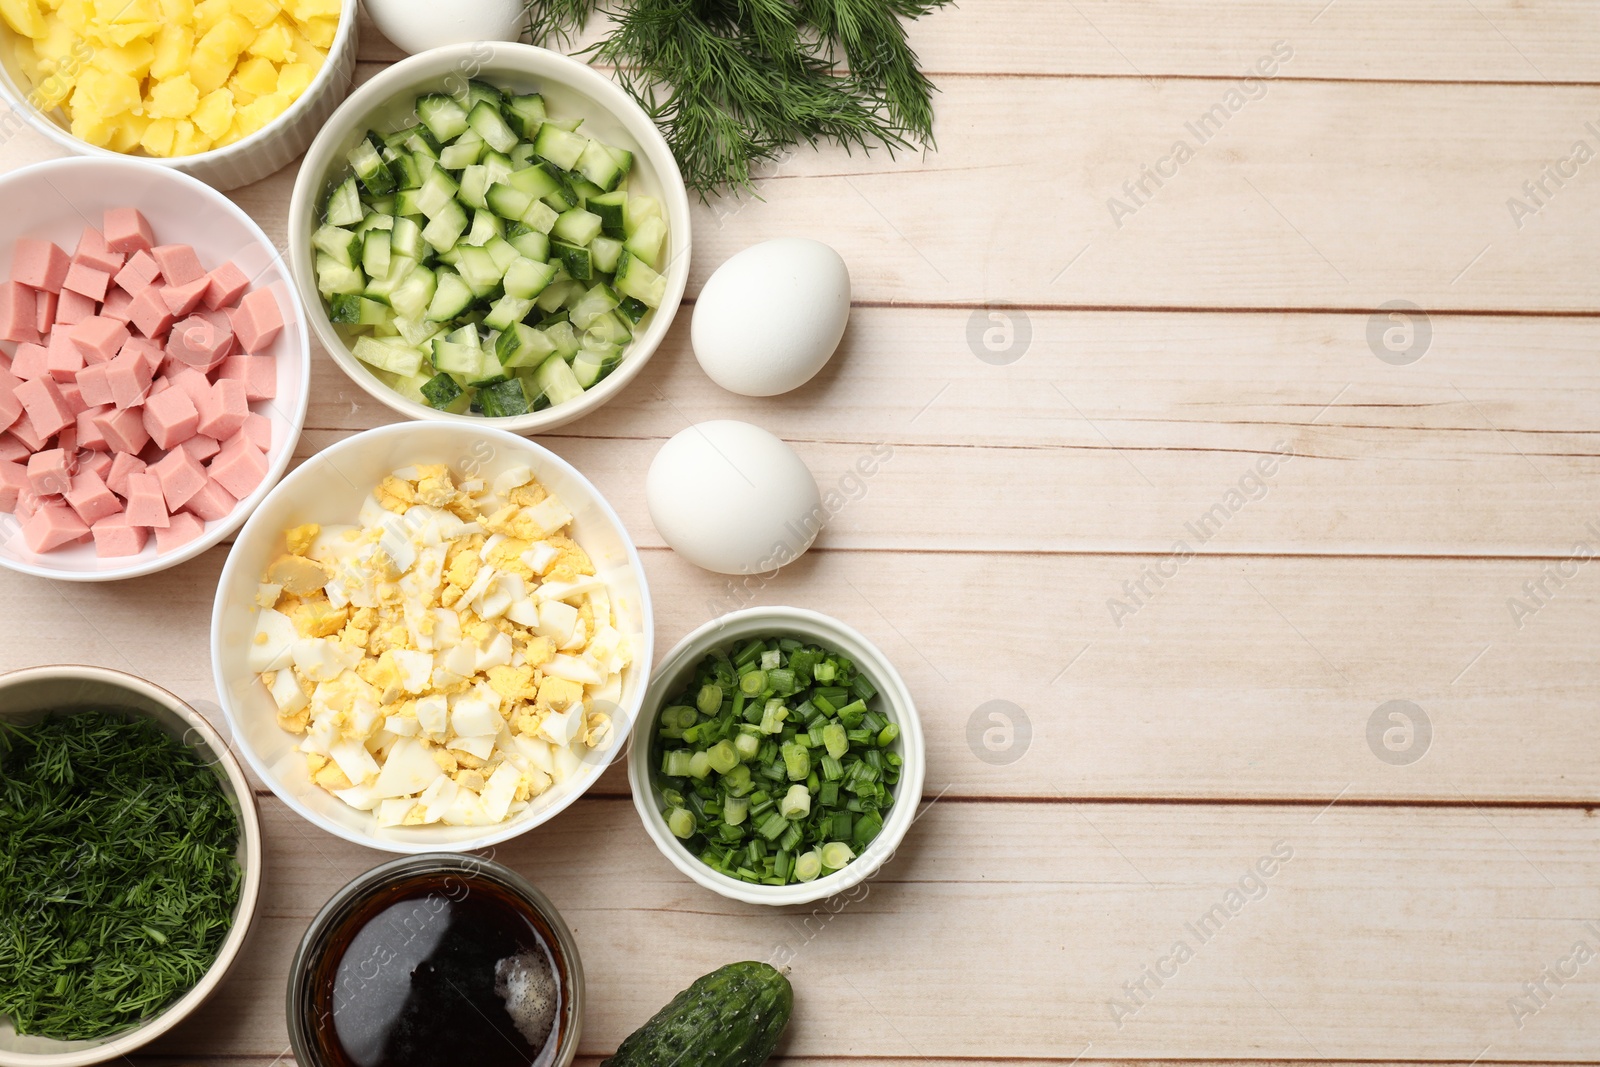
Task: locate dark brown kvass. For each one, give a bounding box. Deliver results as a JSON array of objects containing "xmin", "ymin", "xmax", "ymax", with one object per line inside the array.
[{"xmin": 298, "ymin": 869, "xmax": 568, "ymax": 1067}]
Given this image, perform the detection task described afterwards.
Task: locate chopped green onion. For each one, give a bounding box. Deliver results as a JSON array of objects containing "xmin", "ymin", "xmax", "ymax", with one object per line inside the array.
[
  {"xmin": 667, "ymin": 807, "xmax": 695, "ymax": 838},
  {"xmin": 820, "ymin": 841, "xmax": 854, "ymax": 870},
  {"xmin": 688, "ymin": 751, "xmax": 711, "ymax": 779},
  {"xmin": 822, "ymin": 722, "xmax": 849, "ymax": 759},
  {"xmin": 781, "ymin": 741, "xmax": 810, "ymax": 781},
  {"xmin": 779, "ymin": 784, "xmax": 811, "ymax": 820},
  {"xmin": 734, "ymin": 731, "xmax": 762, "ymax": 761},
  {"xmin": 697, "ymin": 684, "xmax": 723, "ymax": 716},
  {"xmin": 724, "ymin": 795, "xmax": 750, "ymax": 826},
  {"xmin": 740, "ymin": 669, "xmax": 768, "ymax": 695},
  {"xmin": 707, "ymin": 740, "xmax": 739, "ymax": 774},
  {"xmin": 878, "ymin": 722, "xmax": 900, "ymax": 746},
  {"xmin": 663, "ymin": 750, "xmax": 692, "ymax": 777},
  {"xmin": 795, "ymin": 850, "xmax": 822, "ymax": 882}
]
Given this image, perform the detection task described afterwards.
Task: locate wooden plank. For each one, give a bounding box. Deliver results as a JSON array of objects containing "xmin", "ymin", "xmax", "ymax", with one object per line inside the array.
[
  {"xmin": 5, "ymin": 548, "xmax": 1597, "ymax": 804},
  {"xmin": 353, "ymin": 2, "xmax": 1600, "ymax": 83},
  {"xmin": 145, "ymin": 797, "xmax": 1600, "ymax": 1061},
  {"xmin": 281, "ymin": 307, "xmax": 1600, "ymax": 558}
]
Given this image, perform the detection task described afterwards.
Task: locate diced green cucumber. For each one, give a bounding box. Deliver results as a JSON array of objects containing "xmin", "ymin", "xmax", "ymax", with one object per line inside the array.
[
  {"xmin": 618, "ymin": 295, "xmax": 649, "ymax": 324},
  {"xmin": 615, "ymin": 250, "xmax": 666, "ymax": 307},
  {"xmin": 509, "ymin": 141, "xmax": 536, "ymax": 167},
  {"xmin": 504, "ymin": 93, "xmax": 547, "ymax": 138},
  {"xmin": 551, "ymin": 240, "xmax": 591, "ymax": 281},
  {"xmin": 624, "ymin": 195, "xmax": 662, "ymax": 236},
  {"xmin": 590, "ymin": 235, "xmax": 623, "ymax": 274},
  {"xmin": 466, "ymin": 79, "xmax": 504, "ymax": 109},
  {"xmin": 313, "ymin": 224, "xmax": 360, "ymax": 268},
  {"xmin": 482, "ymin": 150, "xmax": 515, "ymax": 186},
  {"xmin": 348, "ymin": 132, "xmax": 397, "ymax": 196},
  {"xmin": 572, "ymin": 344, "xmax": 621, "ymax": 388},
  {"xmin": 426, "ymin": 269, "xmax": 475, "ymax": 321},
  {"xmin": 391, "ymin": 152, "xmax": 423, "ymax": 191},
  {"xmin": 420, "ymin": 371, "xmax": 465, "ymax": 411},
  {"xmin": 495, "ymin": 322, "xmax": 556, "ymax": 368},
  {"xmin": 552, "ymin": 207, "xmax": 603, "ymax": 246},
  {"xmin": 531, "ymin": 353, "xmax": 584, "ymax": 407},
  {"xmin": 485, "ymin": 183, "xmax": 532, "ymax": 222},
  {"xmin": 507, "ymin": 164, "xmax": 560, "ymax": 200},
  {"xmin": 484, "ymin": 294, "xmax": 535, "ymax": 331},
  {"xmin": 455, "ymin": 245, "xmax": 503, "ymax": 296},
  {"xmin": 439, "ymin": 130, "xmax": 485, "ymax": 170},
  {"xmin": 535, "ymin": 278, "xmax": 582, "ymax": 313},
  {"xmin": 585, "ymin": 309, "xmax": 632, "ymax": 345},
  {"xmin": 316, "ymin": 253, "xmax": 365, "ymax": 296},
  {"xmin": 422, "ymin": 200, "xmax": 469, "ymax": 252},
  {"xmin": 467, "ymin": 100, "xmax": 518, "ymax": 154},
  {"xmin": 568, "ymin": 174, "xmax": 606, "ymax": 202},
  {"xmin": 477, "ymin": 377, "xmax": 532, "ymax": 418},
  {"xmin": 354, "ymin": 212, "xmax": 394, "ymax": 234},
  {"xmin": 542, "ymin": 319, "xmax": 580, "ymax": 359},
  {"xmin": 533, "ymin": 124, "xmax": 587, "ymax": 170},
  {"xmin": 575, "ymin": 139, "xmax": 632, "ymax": 191},
  {"xmin": 482, "ymin": 236, "xmax": 519, "ymax": 273},
  {"xmin": 568, "ymin": 283, "xmax": 620, "ymax": 330},
  {"xmin": 392, "ymin": 314, "xmax": 443, "ymax": 348},
  {"xmin": 324, "ymin": 177, "xmax": 363, "ymax": 227},
  {"xmin": 459, "ymin": 165, "xmax": 489, "ymax": 210},
  {"xmin": 414, "ymin": 167, "xmax": 460, "ymax": 219},
  {"xmin": 625, "ymin": 216, "xmax": 667, "ymax": 267},
  {"xmin": 502, "ymin": 257, "xmax": 556, "ymax": 300},
  {"xmin": 353, "ymin": 336, "xmax": 425, "ymax": 376},
  {"xmin": 361, "ymin": 230, "xmax": 392, "ymax": 278},
  {"xmin": 329, "ymin": 293, "xmax": 389, "ymax": 326},
  {"xmin": 389, "ymin": 265, "xmax": 437, "ymax": 321},
  {"xmin": 587, "ymin": 190, "xmax": 626, "ymax": 236},
  {"xmin": 417, "ymin": 94, "xmax": 470, "ymax": 142},
  {"xmin": 508, "ymin": 229, "xmax": 550, "ymax": 261},
  {"xmin": 521, "ymin": 198, "xmax": 559, "ymax": 235},
  {"xmin": 399, "ymin": 126, "xmax": 441, "ymax": 159},
  {"xmin": 462, "ymin": 210, "xmax": 502, "ymax": 248}
]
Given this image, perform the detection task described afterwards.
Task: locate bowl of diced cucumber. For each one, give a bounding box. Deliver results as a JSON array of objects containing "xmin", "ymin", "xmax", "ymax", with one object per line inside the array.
[{"xmin": 287, "ymin": 42, "xmax": 691, "ymax": 431}]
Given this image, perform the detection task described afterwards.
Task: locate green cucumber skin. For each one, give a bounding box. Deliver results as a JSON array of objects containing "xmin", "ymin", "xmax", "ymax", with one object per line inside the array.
[{"xmin": 601, "ymin": 962, "xmax": 793, "ymax": 1067}]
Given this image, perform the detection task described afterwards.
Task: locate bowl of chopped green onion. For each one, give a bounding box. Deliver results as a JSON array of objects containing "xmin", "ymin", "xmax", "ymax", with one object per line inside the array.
[
  {"xmin": 0, "ymin": 665, "xmax": 262, "ymax": 1067},
  {"xmin": 627, "ymin": 607, "xmax": 925, "ymax": 906}
]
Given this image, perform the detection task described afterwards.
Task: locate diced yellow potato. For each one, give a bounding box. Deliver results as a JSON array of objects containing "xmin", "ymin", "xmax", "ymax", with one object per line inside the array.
[
  {"xmin": 140, "ymin": 116, "xmax": 176, "ymax": 155},
  {"xmin": 191, "ymin": 86, "xmax": 233, "ymax": 139},
  {"xmin": 191, "ymin": 0, "xmax": 226, "ymax": 34},
  {"xmin": 84, "ymin": 66, "xmax": 141, "ymax": 113},
  {"xmin": 33, "ymin": 17, "xmax": 75, "ymax": 62},
  {"xmin": 232, "ymin": 52, "xmax": 276, "ymax": 97},
  {"xmin": 230, "ymin": 0, "xmax": 278, "ymax": 29},
  {"xmin": 233, "ymin": 89, "xmax": 287, "ymax": 136},
  {"xmin": 0, "ymin": 0, "xmax": 46, "ymax": 37},
  {"xmin": 170, "ymin": 117, "xmax": 213, "ymax": 155},
  {"xmin": 275, "ymin": 59, "xmax": 312, "ymax": 98},
  {"xmin": 284, "ymin": 0, "xmax": 335, "ymax": 19},
  {"xmin": 93, "ymin": 38, "xmax": 155, "ymax": 78},
  {"xmin": 186, "ymin": 43, "xmax": 234, "ymax": 94},
  {"xmin": 224, "ymin": 72, "xmax": 256, "ymax": 104},
  {"xmin": 246, "ymin": 19, "xmax": 291, "ymax": 61},
  {"xmin": 55, "ymin": 0, "xmax": 86, "ymax": 30},
  {"xmin": 149, "ymin": 25, "xmax": 192, "ymax": 79},
  {"xmin": 107, "ymin": 111, "xmax": 150, "ymax": 152},
  {"xmin": 147, "ymin": 71, "xmax": 200, "ymax": 117},
  {"xmin": 92, "ymin": 0, "xmax": 157, "ymax": 43},
  {"xmin": 199, "ymin": 12, "xmax": 253, "ymax": 59},
  {"xmin": 68, "ymin": 106, "xmax": 116, "ymax": 146},
  {"xmin": 156, "ymin": 0, "xmax": 191, "ymax": 19},
  {"xmin": 298, "ymin": 13, "xmax": 334, "ymax": 47}
]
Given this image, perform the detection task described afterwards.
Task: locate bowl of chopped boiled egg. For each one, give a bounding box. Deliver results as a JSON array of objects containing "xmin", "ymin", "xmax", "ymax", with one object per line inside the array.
[
  {"xmin": 0, "ymin": 0, "xmax": 360, "ymax": 191},
  {"xmin": 210, "ymin": 420, "xmax": 652, "ymax": 851}
]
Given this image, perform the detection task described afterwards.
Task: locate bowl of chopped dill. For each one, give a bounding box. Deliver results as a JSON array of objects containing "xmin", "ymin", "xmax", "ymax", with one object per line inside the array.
[{"xmin": 0, "ymin": 665, "xmax": 262, "ymax": 1067}]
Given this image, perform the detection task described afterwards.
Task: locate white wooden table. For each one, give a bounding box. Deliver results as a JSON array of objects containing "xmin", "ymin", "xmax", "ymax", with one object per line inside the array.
[{"xmin": 4, "ymin": 2, "xmax": 1600, "ymax": 1063}]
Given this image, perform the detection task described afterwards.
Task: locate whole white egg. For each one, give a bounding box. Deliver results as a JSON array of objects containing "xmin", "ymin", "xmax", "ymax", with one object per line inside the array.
[
  {"xmin": 646, "ymin": 421, "xmax": 823, "ymax": 575},
  {"xmin": 362, "ymin": 0, "xmax": 526, "ymax": 56},
  {"xmin": 691, "ymin": 238, "xmax": 851, "ymax": 397}
]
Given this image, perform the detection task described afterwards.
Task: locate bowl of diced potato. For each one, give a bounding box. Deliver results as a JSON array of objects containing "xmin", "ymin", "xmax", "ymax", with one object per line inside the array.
[{"xmin": 0, "ymin": 0, "xmax": 360, "ymax": 190}]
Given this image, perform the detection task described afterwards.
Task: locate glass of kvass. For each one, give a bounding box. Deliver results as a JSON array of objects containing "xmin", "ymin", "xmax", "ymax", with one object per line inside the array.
[{"xmin": 288, "ymin": 854, "xmax": 583, "ymax": 1067}]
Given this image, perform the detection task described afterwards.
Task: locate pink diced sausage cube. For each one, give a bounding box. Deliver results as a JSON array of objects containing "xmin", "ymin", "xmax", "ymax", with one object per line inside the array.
[
  {"xmin": 106, "ymin": 452, "xmax": 145, "ymax": 497},
  {"xmin": 155, "ymin": 510, "xmax": 204, "ymax": 551},
  {"xmin": 46, "ymin": 333, "xmax": 84, "ymax": 382},
  {"xmin": 27, "ymin": 447, "xmax": 70, "ymax": 495},
  {"xmin": 0, "ymin": 433, "xmax": 31, "ymax": 463},
  {"xmin": 184, "ymin": 477, "xmax": 237, "ymax": 521},
  {"xmin": 15, "ymin": 377, "xmax": 73, "ymax": 437},
  {"xmin": 207, "ymin": 437, "xmax": 266, "ymax": 500},
  {"xmin": 124, "ymin": 471, "xmax": 171, "ymax": 527},
  {"xmin": 22, "ymin": 502, "xmax": 89, "ymax": 553},
  {"xmin": 149, "ymin": 447, "xmax": 206, "ymax": 510},
  {"xmin": 197, "ymin": 378, "xmax": 248, "ymax": 441},
  {"xmin": 14, "ymin": 487, "xmax": 40, "ymax": 521},
  {"xmin": 14, "ymin": 238, "xmax": 70, "ymax": 293},
  {"xmin": 59, "ymin": 381, "xmax": 87, "ymax": 415},
  {"xmin": 242, "ymin": 412, "xmax": 271, "ymax": 452},
  {"xmin": 151, "ymin": 244, "xmax": 203, "ymax": 286},
  {"xmin": 0, "ymin": 281, "xmax": 40, "ymax": 344},
  {"xmin": 0, "ymin": 460, "xmax": 27, "ymax": 509},
  {"xmin": 103, "ymin": 208, "xmax": 155, "ymax": 255},
  {"xmin": 65, "ymin": 468, "xmax": 121, "ymax": 524},
  {"xmin": 0, "ymin": 367, "xmax": 20, "ymax": 432},
  {"xmin": 114, "ymin": 250, "xmax": 161, "ymax": 295},
  {"xmin": 119, "ymin": 336, "xmax": 165, "ymax": 375},
  {"xmin": 81, "ymin": 450, "xmax": 111, "ymax": 480},
  {"xmin": 162, "ymin": 276, "xmax": 211, "ymax": 318},
  {"xmin": 99, "ymin": 288, "xmax": 132, "ymax": 324},
  {"xmin": 76, "ymin": 363, "xmax": 113, "ymax": 407},
  {"xmin": 203, "ymin": 261, "xmax": 251, "ymax": 310},
  {"xmin": 62, "ymin": 262, "xmax": 110, "ymax": 302},
  {"xmin": 166, "ymin": 365, "xmax": 211, "ymax": 408},
  {"xmin": 71, "ymin": 317, "xmax": 130, "ymax": 364},
  {"xmin": 74, "ymin": 243, "xmax": 123, "ymax": 275},
  {"xmin": 142, "ymin": 386, "xmax": 198, "ymax": 450},
  {"xmin": 94, "ymin": 406, "xmax": 149, "ymax": 455},
  {"xmin": 229, "ymin": 288, "xmax": 284, "ymax": 352},
  {"xmin": 55, "ymin": 289, "xmax": 97, "ymax": 326},
  {"xmin": 35, "ymin": 289, "xmax": 58, "ymax": 334},
  {"xmin": 76, "ymin": 227, "xmax": 107, "ymax": 256},
  {"xmin": 106, "ymin": 350, "xmax": 154, "ymax": 410},
  {"xmin": 8, "ymin": 410, "xmax": 49, "ymax": 451},
  {"xmin": 216, "ymin": 353, "xmax": 276, "ymax": 401},
  {"xmin": 77, "ymin": 403, "xmax": 111, "ymax": 450},
  {"xmin": 127, "ymin": 288, "xmax": 174, "ymax": 339},
  {"xmin": 166, "ymin": 315, "xmax": 233, "ymax": 371},
  {"xmin": 180, "ymin": 434, "xmax": 220, "ymax": 462},
  {"xmin": 92, "ymin": 513, "xmax": 147, "ymax": 557},
  {"xmin": 10, "ymin": 343, "xmax": 46, "ymax": 381},
  {"xmin": 55, "ymin": 423, "xmax": 76, "ymax": 457}
]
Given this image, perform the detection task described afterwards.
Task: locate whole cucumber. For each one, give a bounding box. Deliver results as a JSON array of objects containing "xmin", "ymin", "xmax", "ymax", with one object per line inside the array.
[{"xmin": 601, "ymin": 961, "xmax": 793, "ymax": 1067}]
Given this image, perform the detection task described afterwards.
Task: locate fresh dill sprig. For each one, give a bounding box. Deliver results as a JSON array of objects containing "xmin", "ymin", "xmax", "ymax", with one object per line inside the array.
[
  {"xmin": 526, "ymin": 0, "xmax": 953, "ymax": 197},
  {"xmin": 0, "ymin": 712, "xmax": 242, "ymax": 1041}
]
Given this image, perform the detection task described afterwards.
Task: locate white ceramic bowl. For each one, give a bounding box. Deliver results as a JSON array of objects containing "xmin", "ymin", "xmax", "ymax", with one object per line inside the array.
[
  {"xmin": 0, "ymin": 0, "xmax": 360, "ymax": 191},
  {"xmin": 0, "ymin": 664, "xmax": 263, "ymax": 1067},
  {"xmin": 628, "ymin": 607, "xmax": 926, "ymax": 907},
  {"xmin": 287, "ymin": 42, "xmax": 692, "ymax": 435},
  {"xmin": 211, "ymin": 421, "xmax": 654, "ymax": 852},
  {"xmin": 0, "ymin": 157, "xmax": 310, "ymax": 582}
]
